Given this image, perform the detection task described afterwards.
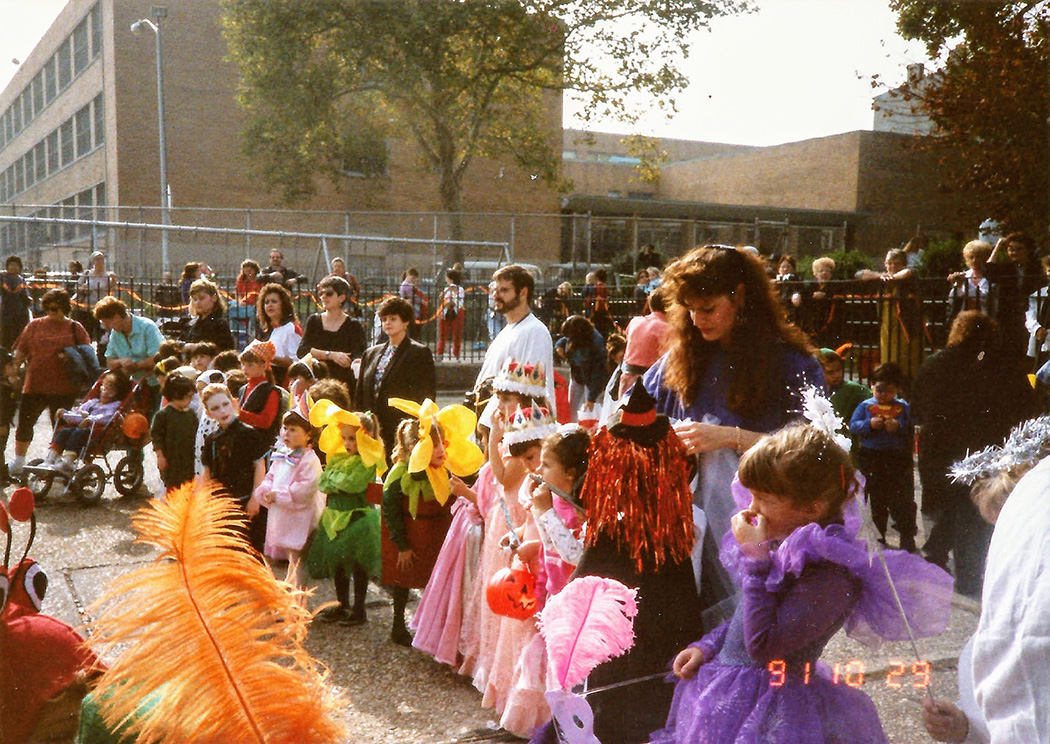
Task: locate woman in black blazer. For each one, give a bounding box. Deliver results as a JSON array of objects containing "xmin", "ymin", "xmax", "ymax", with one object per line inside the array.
[{"xmin": 355, "ymin": 297, "xmax": 436, "ymax": 461}]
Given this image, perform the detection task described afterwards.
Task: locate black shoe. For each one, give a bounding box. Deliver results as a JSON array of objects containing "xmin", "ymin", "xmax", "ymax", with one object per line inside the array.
[
  {"xmin": 390, "ymin": 624, "xmax": 413, "ymax": 646},
  {"xmin": 339, "ymin": 608, "xmax": 367, "ymax": 627},
  {"xmin": 315, "ymin": 604, "xmax": 350, "ymax": 623}
]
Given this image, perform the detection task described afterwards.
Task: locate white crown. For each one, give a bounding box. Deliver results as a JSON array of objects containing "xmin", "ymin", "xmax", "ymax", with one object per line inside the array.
[
  {"xmin": 494, "ymin": 358, "xmax": 547, "ymax": 399},
  {"xmin": 504, "ymin": 405, "xmax": 558, "ymax": 447}
]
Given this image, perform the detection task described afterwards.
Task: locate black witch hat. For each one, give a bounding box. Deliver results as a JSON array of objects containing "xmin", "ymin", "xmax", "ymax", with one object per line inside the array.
[{"xmin": 606, "ymin": 381, "xmax": 670, "ymax": 446}]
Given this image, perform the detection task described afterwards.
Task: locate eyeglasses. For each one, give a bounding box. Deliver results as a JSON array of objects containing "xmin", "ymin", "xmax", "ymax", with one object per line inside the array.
[{"xmin": 319, "ymin": 290, "xmax": 336, "ymax": 298}]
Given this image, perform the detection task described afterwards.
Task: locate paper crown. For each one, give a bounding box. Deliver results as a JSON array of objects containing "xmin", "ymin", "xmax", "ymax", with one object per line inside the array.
[
  {"xmin": 504, "ymin": 405, "xmax": 558, "ymax": 447},
  {"xmin": 494, "ymin": 358, "xmax": 547, "ymax": 399}
]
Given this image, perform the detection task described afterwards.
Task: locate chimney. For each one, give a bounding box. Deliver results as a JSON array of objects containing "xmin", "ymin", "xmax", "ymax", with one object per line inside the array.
[{"xmin": 907, "ymin": 63, "xmax": 925, "ymax": 84}]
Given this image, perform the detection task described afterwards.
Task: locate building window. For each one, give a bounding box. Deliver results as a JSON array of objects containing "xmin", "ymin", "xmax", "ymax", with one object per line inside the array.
[
  {"xmin": 12, "ymin": 98, "xmax": 21, "ymax": 134},
  {"xmin": 21, "ymin": 90, "xmax": 33, "ymax": 123},
  {"xmin": 75, "ymin": 105, "xmax": 92, "ymax": 158},
  {"xmin": 73, "ymin": 19, "xmax": 89, "ymax": 76},
  {"xmin": 57, "ymin": 39, "xmax": 72, "ymax": 90},
  {"xmin": 14, "ymin": 159, "xmax": 24, "ymax": 194},
  {"xmin": 93, "ymin": 94, "xmax": 104, "ymax": 148},
  {"xmin": 31, "ymin": 73, "xmax": 44, "ymax": 116},
  {"xmin": 91, "ymin": 3, "xmax": 102, "ymax": 58},
  {"xmin": 44, "ymin": 57, "xmax": 56, "ymax": 104},
  {"xmin": 47, "ymin": 130, "xmax": 59, "ymax": 173},
  {"xmin": 23, "ymin": 151, "xmax": 34, "ymax": 189},
  {"xmin": 59, "ymin": 120, "xmax": 74, "ymax": 167},
  {"xmin": 34, "ymin": 141, "xmax": 46, "ymax": 183},
  {"xmin": 94, "ymin": 182, "xmax": 106, "ymax": 208},
  {"xmin": 61, "ymin": 198, "xmax": 76, "ymax": 242}
]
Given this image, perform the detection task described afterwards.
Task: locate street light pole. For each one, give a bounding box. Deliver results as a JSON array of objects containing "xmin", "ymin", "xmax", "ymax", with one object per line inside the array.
[{"xmin": 131, "ymin": 7, "xmax": 170, "ymax": 274}]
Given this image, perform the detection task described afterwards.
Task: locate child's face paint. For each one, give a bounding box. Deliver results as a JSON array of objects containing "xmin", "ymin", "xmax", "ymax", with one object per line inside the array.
[{"xmin": 205, "ymin": 393, "xmax": 237, "ymax": 428}]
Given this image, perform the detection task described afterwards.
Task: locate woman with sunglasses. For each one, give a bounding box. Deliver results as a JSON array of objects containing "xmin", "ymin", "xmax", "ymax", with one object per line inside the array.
[{"xmin": 297, "ymin": 275, "xmax": 365, "ymax": 394}]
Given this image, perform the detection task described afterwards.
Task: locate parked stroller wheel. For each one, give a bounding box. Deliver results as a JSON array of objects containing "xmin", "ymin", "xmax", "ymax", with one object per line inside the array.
[
  {"xmin": 114, "ymin": 455, "xmax": 145, "ymax": 498},
  {"xmin": 70, "ymin": 464, "xmax": 105, "ymax": 505},
  {"xmin": 24, "ymin": 459, "xmax": 54, "ymax": 498}
]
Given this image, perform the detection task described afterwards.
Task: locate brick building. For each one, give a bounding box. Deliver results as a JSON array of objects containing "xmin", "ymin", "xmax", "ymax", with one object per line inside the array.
[
  {"xmin": 561, "ymin": 124, "xmax": 979, "ymax": 264},
  {"xmin": 0, "ymin": 0, "xmax": 562, "ymax": 274}
]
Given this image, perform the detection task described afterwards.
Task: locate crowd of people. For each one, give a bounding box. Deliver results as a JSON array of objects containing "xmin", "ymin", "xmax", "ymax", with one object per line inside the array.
[{"xmin": 5, "ymin": 239, "xmax": 1050, "ymax": 744}]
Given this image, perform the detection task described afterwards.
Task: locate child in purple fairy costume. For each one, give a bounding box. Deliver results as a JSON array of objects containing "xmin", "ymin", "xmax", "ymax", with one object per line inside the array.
[{"xmin": 651, "ymin": 423, "xmax": 954, "ymax": 744}]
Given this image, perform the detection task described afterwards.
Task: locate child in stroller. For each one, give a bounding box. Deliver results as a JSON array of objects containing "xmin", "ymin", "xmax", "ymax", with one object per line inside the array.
[{"xmin": 42, "ymin": 369, "xmax": 132, "ymax": 474}]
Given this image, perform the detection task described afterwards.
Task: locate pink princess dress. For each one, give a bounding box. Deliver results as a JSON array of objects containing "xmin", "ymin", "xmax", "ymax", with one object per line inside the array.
[
  {"xmin": 411, "ymin": 462, "xmax": 487, "ymax": 666},
  {"xmin": 501, "ymin": 491, "xmax": 584, "ymax": 736},
  {"xmin": 463, "ymin": 473, "xmax": 530, "ymax": 713},
  {"xmin": 252, "ymin": 445, "xmax": 324, "ymax": 561}
]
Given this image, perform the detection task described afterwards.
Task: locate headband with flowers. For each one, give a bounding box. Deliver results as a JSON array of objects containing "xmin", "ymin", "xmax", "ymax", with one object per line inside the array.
[
  {"xmin": 308, "ymin": 399, "xmax": 386, "ymax": 475},
  {"xmin": 388, "ymin": 397, "xmax": 485, "ymax": 506}
]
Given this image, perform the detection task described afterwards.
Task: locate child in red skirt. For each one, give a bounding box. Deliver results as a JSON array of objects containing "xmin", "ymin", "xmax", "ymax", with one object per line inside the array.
[{"xmin": 381, "ymin": 397, "xmax": 484, "ymax": 646}]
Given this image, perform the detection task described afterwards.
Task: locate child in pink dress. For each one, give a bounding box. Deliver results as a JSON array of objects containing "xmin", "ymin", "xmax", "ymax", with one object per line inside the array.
[
  {"xmin": 248, "ymin": 409, "xmax": 324, "ymax": 594},
  {"xmin": 461, "ymin": 359, "xmax": 550, "ymax": 688},
  {"xmin": 500, "ymin": 423, "xmax": 590, "ymax": 737},
  {"xmin": 478, "ymin": 405, "xmax": 557, "ymax": 735}
]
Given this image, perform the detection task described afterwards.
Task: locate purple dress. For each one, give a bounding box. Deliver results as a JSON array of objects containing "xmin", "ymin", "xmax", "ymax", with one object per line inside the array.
[{"xmin": 650, "ymin": 519, "xmax": 954, "ymax": 744}]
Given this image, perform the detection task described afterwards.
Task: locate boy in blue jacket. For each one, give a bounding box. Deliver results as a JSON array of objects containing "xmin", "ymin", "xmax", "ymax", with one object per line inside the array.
[{"xmin": 850, "ymin": 362, "xmax": 917, "ymax": 552}]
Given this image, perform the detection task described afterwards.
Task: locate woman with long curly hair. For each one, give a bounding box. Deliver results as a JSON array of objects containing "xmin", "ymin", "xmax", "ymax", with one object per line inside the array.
[{"xmin": 642, "ymin": 245, "xmax": 826, "ymax": 550}]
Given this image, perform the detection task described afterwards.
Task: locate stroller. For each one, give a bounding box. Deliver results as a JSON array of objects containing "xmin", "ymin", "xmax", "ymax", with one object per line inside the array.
[{"xmin": 22, "ymin": 375, "xmax": 154, "ymax": 504}]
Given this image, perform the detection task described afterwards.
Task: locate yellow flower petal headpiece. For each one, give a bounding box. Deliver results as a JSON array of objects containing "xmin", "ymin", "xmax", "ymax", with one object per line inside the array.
[
  {"xmin": 388, "ymin": 397, "xmax": 485, "ymax": 505},
  {"xmin": 308, "ymin": 398, "xmax": 387, "ymax": 475}
]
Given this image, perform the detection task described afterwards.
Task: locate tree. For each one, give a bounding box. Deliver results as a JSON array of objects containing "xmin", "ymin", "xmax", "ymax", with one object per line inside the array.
[
  {"xmin": 888, "ymin": 1, "xmax": 1050, "ymax": 239},
  {"xmin": 221, "ymin": 0, "xmax": 747, "ymax": 237}
]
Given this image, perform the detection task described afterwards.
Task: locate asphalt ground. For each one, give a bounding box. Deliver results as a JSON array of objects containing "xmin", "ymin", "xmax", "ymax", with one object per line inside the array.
[{"xmin": 10, "ymin": 409, "xmax": 977, "ymax": 744}]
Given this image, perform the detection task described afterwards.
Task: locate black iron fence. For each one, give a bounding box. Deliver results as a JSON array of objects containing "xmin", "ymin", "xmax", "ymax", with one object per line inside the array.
[{"xmin": 20, "ymin": 273, "xmax": 1032, "ymax": 380}]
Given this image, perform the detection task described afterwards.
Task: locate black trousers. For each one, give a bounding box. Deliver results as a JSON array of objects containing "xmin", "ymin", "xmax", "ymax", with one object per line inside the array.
[{"xmin": 858, "ymin": 447, "xmax": 916, "ymax": 549}]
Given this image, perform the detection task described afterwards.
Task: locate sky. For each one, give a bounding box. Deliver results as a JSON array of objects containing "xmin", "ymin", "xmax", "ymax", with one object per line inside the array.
[{"xmin": 0, "ymin": 0, "xmax": 933, "ymax": 147}]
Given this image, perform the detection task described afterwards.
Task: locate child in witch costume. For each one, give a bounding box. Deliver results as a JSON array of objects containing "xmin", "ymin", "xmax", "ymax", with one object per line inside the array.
[
  {"xmin": 248, "ymin": 405, "xmax": 325, "ymax": 596},
  {"xmin": 381, "ymin": 397, "xmax": 484, "ymax": 646},
  {"xmin": 306, "ymin": 400, "xmax": 386, "ymax": 626},
  {"xmin": 533, "ymin": 383, "xmax": 701, "ymax": 744},
  {"xmin": 649, "ymin": 423, "xmax": 954, "ymax": 744}
]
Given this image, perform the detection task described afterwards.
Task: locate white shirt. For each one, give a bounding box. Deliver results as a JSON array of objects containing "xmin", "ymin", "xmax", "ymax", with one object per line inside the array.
[
  {"xmin": 268, "ymin": 321, "xmax": 303, "ymax": 360},
  {"xmin": 973, "ymin": 456, "xmax": 1050, "ymax": 744},
  {"xmin": 476, "ymin": 311, "xmax": 555, "ymax": 427}
]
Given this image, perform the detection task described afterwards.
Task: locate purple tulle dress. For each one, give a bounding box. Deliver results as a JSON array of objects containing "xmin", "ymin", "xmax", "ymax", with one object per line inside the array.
[{"xmin": 650, "ymin": 491, "xmax": 954, "ymax": 744}]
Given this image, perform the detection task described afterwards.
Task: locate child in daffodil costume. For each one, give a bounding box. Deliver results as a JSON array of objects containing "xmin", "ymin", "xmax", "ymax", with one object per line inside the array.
[
  {"xmin": 382, "ymin": 398, "xmax": 485, "ymax": 646},
  {"xmin": 306, "ymin": 399, "xmax": 387, "ymax": 627}
]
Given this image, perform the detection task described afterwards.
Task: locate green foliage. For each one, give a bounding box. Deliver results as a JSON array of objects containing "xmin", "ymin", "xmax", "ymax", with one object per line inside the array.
[
  {"xmin": 221, "ymin": 0, "xmax": 748, "ymax": 214},
  {"xmin": 916, "ymin": 236, "xmax": 964, "ymax": 279},
  {"xmin": 889, "ymin": 1, "xmax": 1050, "ymax": 239},
  {"xmin": 797, "ymin": 250, "xmax": 876, "ymax": 280}
]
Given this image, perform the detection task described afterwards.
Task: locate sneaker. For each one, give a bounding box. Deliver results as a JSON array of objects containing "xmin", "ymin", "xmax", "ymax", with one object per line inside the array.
[
  {"xmin": 339, "ymin": 608, "xmax": 367, "ymax": 627},
  {"xmin": 390, "ymin": 624, "xmax": 413, "ymax": 646},
  {"xmin": 8, "ymin": 460, "xmax": 24, "ymax": 479},
  {"xmin": 315, "ymin": 604, "xmax": 350, "ymax": 623},
  {"xmin": 55, "ymin": 459, "xmax": 75, "ymax": 475}
]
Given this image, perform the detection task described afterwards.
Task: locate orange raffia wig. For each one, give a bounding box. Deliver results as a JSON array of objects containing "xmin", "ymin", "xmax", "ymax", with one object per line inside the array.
[
  {"xmin": 578, "ymin": 383, "xmax": 694, "ymax": 573},
  {"xmin": 83, "ymin": 481, "xmax": 345, "ymax": 744}
]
